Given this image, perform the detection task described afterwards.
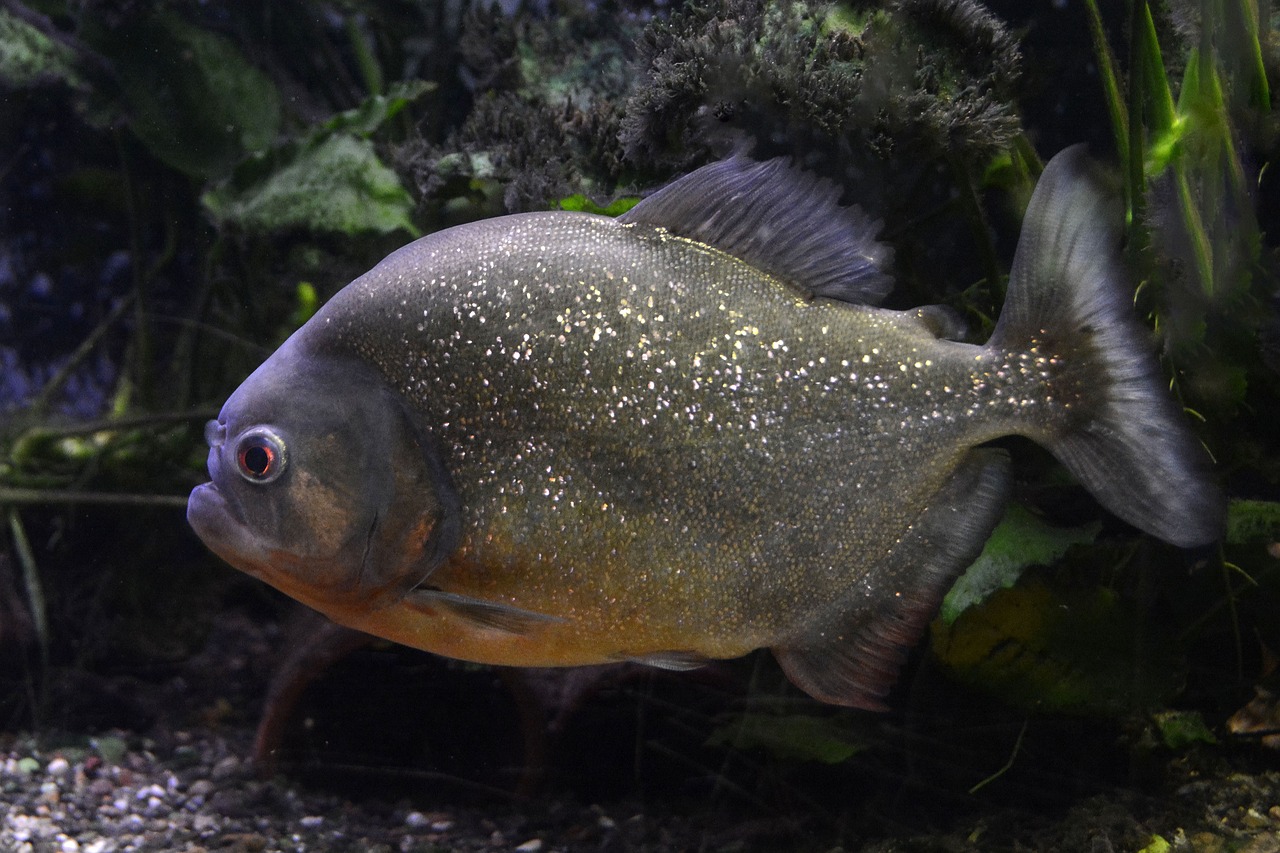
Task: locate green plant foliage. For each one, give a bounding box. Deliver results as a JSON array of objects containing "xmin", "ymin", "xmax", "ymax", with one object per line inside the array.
[
  {"xmin": 931, "ymin": 578, "xmax": 1184, "ymax": 715},
  {"xmin": 201, "ymin": 81, "xmax": 431, "ymax": 235},
  {"xmin": 203, "ymin": 134, "xmax": 418, "ymax": 236},
  {"xmin": 1136, "ymin": 836, "xmax": 1172, "ymax": 853},
  {"xmin": 290, "ymin": 283, "xmax": 320, "ymax": 328},
  {"xmin": 89, "ymin": 11, "xmax": 283, "ymax": 180},
  {"xmin": 1151, "ymin": 709, "xmax": 1217, "ymax": 748},
  {"xmin": 1225, "ymin": 499, "xmax": 1280, "ymax": 546},
  {"xmin": 321, "ymin": 79, "xmax": 435, "ymax": 139},
  {"xmin": 939, "ymin": 505, "xmax": 1100, "ymax": 625},
  {"xmin": 0, "ymin": 7, "xmax": 83, "ymax": 89},
  {"xmin": 706, "ymin": 712, "xmax": 865, "ymax": 764},
  {"xmin": 557, "ymin": 194, "xmax": 640, "ymax": 216}
]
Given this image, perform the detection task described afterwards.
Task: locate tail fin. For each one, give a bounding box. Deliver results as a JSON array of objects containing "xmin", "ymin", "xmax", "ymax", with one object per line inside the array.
[{"xmin": 989, "ymin": 146, "xmax": 1223, "ymax": 547}]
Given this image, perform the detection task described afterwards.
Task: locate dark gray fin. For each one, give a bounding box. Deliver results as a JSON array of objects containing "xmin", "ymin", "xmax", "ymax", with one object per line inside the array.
[
  {"xmin": 611, "ymin": 650, "xmax": 711, "ymax": 671},
  {"xmin": 773, "ymin": 449, "xmax": 1011, "ymax": 710},
  {"xmin": 989, "ymin": 146, "xmax": 1224, "ymax": 547},
  {"xmin": 619, "ymin": 157, "xmax": 894, "ymax": 305},
  {"xmin": 407, "ymin": 589, "xmax": 563, "ymax": 634}
]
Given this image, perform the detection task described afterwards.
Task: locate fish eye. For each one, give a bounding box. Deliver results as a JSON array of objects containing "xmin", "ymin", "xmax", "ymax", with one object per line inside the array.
[{"xmin": 234, "ymin": 428, "xmax": 287, "ymax": 484}]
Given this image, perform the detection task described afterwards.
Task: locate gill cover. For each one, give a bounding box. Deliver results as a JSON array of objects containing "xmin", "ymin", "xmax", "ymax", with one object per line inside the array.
[{"xmin": 191, "ymin": 344, "xmax": 459, "ymax": 614}]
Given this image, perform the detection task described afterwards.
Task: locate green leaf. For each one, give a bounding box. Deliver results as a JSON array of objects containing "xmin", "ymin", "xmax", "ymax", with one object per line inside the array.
[
  {"xmin": 932, "ymin": 579, "xmax": 1184, "ymax": 715},
  {"xmin": 558, "ymin": 194, "xmax": 640, "ymax": 216},
  {"xmin": 290, "ymin": 282, "xmax": 320, "ymax": 328},
  {"xmin": 321, "ymin": 79, "xmax": 436, "ymax": 139},
  {"xmin": 202, "ymin": 134, "xmax": 418, "ymax": 236},
  {"xmin": 1225, "ymin": 499, "xmax": 1280, "ymax": 545},
  {"xmin": 97, "ymin": 12, "xmax": 282, "ymax": 179},
  {"xmin": 1151, "ymin": 710, "xmax": 1217, "ymax": 749},
  {"xmin": 940, "ymin": 504, "xmax": 1100, "ymax": 624},
  {"xmin": 706, "ymin": 713, "xmax": 865, "ymax": 764},
  {"xmin": 1136, "ymin": 836, "xmax": 1171, "ymax": 853},
  {"xmin": 0, "ymin": 7, "xmax": 84, "ymax": 89}
]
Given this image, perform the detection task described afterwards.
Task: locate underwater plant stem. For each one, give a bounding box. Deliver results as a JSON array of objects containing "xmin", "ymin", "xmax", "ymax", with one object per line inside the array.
[
  {"xmin": 345, "ymin": 14, "xmax": 384, "ymax": 96},
  {"xmin": 1236, "ymin": 0, "xmax": 1271, "ymax": 109},
  {"xmin": 1222, "ymin": 557, "xmax": 1245, "ymax": 683},
  {"xmin": 114, "ymin": 130, "xmax": 153, "ymax": 409},
  {"xmin": 29, "ymin": 293, "xmax": 135, "ymax": 418},
  {"xmin": 968, "ymin": 716, "xmax": 1028, "ymax": 794},
  {"xmin": 1083, "ymin": 0, "xmax": 1129, "ymax": 168},
  {"xmin": 7, "ymin": 508, "xmax": 49, "ymax": 669},
  {"xmin": 1173, "ymin": 161, "xmax": 1217, "ymax": 297},
  {"xmin": 15, "ymin": 410, "xmax": 218, "ymax": 441},
  {"xmin": 0, "ymin": 489, "xmax": 189, "ymax": 509},
  {"xmin": 946, "ymin": 153, "xmax": 1005, "ymax": 312}
]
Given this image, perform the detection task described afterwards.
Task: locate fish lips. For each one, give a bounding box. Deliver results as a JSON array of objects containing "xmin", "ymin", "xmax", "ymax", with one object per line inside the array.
[{"xmin": 187, "ymin": 480, "xmax": 274, "ymax": 582}]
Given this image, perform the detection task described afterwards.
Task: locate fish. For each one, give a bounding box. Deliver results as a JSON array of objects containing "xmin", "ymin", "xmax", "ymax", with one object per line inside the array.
[{"xmin": 187, "ymin": 147, "xmax": 1223, "ymax": 710}]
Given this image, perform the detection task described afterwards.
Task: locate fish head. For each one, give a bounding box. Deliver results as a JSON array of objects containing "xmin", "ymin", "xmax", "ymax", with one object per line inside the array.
[{"xmin": 187, "ymin": 342, "xmax": 456, "ymax": 620}]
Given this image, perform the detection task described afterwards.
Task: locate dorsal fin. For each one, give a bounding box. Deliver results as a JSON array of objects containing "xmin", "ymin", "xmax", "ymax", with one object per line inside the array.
[{"xmin": 619, "ymin": 157, "xmax": 894, "ymax": 306}]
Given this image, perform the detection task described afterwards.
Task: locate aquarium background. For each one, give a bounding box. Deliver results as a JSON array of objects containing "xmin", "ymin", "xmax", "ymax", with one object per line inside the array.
[{"xmin": 1, "ymin": 1, "xmax": 1279, "ymax": 850}]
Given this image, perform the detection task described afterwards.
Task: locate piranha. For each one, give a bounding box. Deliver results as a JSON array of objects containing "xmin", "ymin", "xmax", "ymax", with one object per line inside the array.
[{"xmin": 188, "ymin": 147, "xmax": 1222, "ymax": 709}]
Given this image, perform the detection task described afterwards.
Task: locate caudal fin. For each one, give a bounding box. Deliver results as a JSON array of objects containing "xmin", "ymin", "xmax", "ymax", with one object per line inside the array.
[{"xmin": 989, "ymin": 147, "xmax": 1223, "ymax": 547}]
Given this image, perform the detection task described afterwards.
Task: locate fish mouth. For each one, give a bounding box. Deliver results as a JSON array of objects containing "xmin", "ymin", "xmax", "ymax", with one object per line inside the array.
[{"xmin": 187, "ymin": 482, "xmax": 268, "ymax": 576}]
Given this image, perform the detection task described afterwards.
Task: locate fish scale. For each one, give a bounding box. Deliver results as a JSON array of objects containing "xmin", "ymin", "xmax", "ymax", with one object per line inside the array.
[
  {"xmin": 340, "ymin": 218, "xmax": 986, "ymax": 638},
  {"xmin": 189, "ymin": 149, "xmax": 1222, "ymax": 709}
]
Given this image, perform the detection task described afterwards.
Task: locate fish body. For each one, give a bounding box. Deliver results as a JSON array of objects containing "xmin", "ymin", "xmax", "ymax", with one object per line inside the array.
[{"xmin": 188, "ymin": 150, "xmax": 1222, "ymax": 708}]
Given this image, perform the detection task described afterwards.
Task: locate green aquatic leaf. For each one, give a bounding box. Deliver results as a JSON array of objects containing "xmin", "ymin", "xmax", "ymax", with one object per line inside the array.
[
  {"xmin": 203, "ymin": 134, "xmax": 418, "ymax": 236},
  {"xmin": 940, "ymin": 504, "xmax": 1099, "ymax": 625},
  {"xmin": 706, "ymin": 712, "xmax": 865, "ymax": 764},
  {"xmin": 557, "ymin": 194, "xmax": 640, "ymax": 216},
  {"xmin": 1136, "ymin": 836, "xmax": 1171, "ymax": 853},
  {"xmin": 97, "ymin": 11, "xmax": 282, "ymax": 179},
  {"xmin": 1225, "ymin": 499, "xmax": 1280, "ymax": 545},
  {"xmin": 0, "ymin": 7, "xmax": 84, "ymax": 89},
  {"xmin": 932, "ymin": 579, "xmax": 1183, "ymax": 715},
  {"xmin": 321, "ymin": 79, "xmax": 435, "ymax": 139},
  {"xmin": 1151, "ymin": 709, "xmax": 1217, "ymax": 749},
  {"xmin": 290, "ymin": 283, "xmax": 320, "ymax": 328}
]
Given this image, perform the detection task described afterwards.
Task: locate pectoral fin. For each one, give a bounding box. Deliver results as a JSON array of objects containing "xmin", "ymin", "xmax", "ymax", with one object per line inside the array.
[
  {"xmin": 773, "ymin": 448, "xmax": 1011, "ymax": 710},
  {"xmin": 407, "ymin": 589, "xmax": 564, "ymax": 635}
]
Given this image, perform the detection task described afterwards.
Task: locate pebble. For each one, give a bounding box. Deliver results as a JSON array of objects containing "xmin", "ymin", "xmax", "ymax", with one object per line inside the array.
[{"xmin": 515, "ymin": 840, "xmax": 543, "ymax": 852}]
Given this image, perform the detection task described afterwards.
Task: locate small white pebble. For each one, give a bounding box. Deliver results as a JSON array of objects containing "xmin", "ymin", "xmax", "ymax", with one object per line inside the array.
[
  {"xmin": 431, "ymin": 819, "xmax": 454, "ymax": 832},
  {"xmin": 193, "ymin": 813, "xmax": 220, "ymax": 833},
  {"xmin": 515, "ymin": 840, "xmax": 543, "ymax": 853},
  {"xmin": 300, "ymin": 815, "xmax": 324, "ymax": 828},
  {"xmin": 187, "ymin": 779, "xmax": 214, "ymax": 797},
  {"xmin": 46, "ymin": 757, "xmax": 70, "ymax": 777},
  {"xmin": 403, "ymin": 811, "xmax": 429, "ymax": 828},
  {"xmin": 59, "ymin": 837, "xmax": 79, "ymax": 852},
  {"xmin": 211, "ymin": 755, "xmax": 240, "ymax": 779}
]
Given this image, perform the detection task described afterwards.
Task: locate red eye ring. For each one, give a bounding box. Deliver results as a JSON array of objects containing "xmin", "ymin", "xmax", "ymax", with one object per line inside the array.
[{"xmin": 234, "ymin": 428, "xmax": 287, "ymax": 483}]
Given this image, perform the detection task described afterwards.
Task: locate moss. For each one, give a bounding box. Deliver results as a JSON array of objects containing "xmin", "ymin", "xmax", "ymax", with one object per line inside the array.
[{"xmin": 620, "ymin": 0, "xmax": 1022, "ymax": 172}]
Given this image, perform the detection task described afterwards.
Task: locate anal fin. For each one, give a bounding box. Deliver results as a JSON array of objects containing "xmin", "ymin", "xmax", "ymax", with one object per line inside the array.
[
  {"xmin": 407, "ymin": 589, "xmax": 564, "ymax": 635},
  {"xmin": 773, "ymin": 448, "xmax": 1011, "ymax": 710},
  {"xmin": 611, "ymin": 650, "xmax": 711, "ymax": 671}
]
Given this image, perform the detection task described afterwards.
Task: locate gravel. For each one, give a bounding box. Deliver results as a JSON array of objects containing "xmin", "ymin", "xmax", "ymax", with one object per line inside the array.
[{"xmin": 0, "ymin": 727, "xmax": 675, "ymax": 853}]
